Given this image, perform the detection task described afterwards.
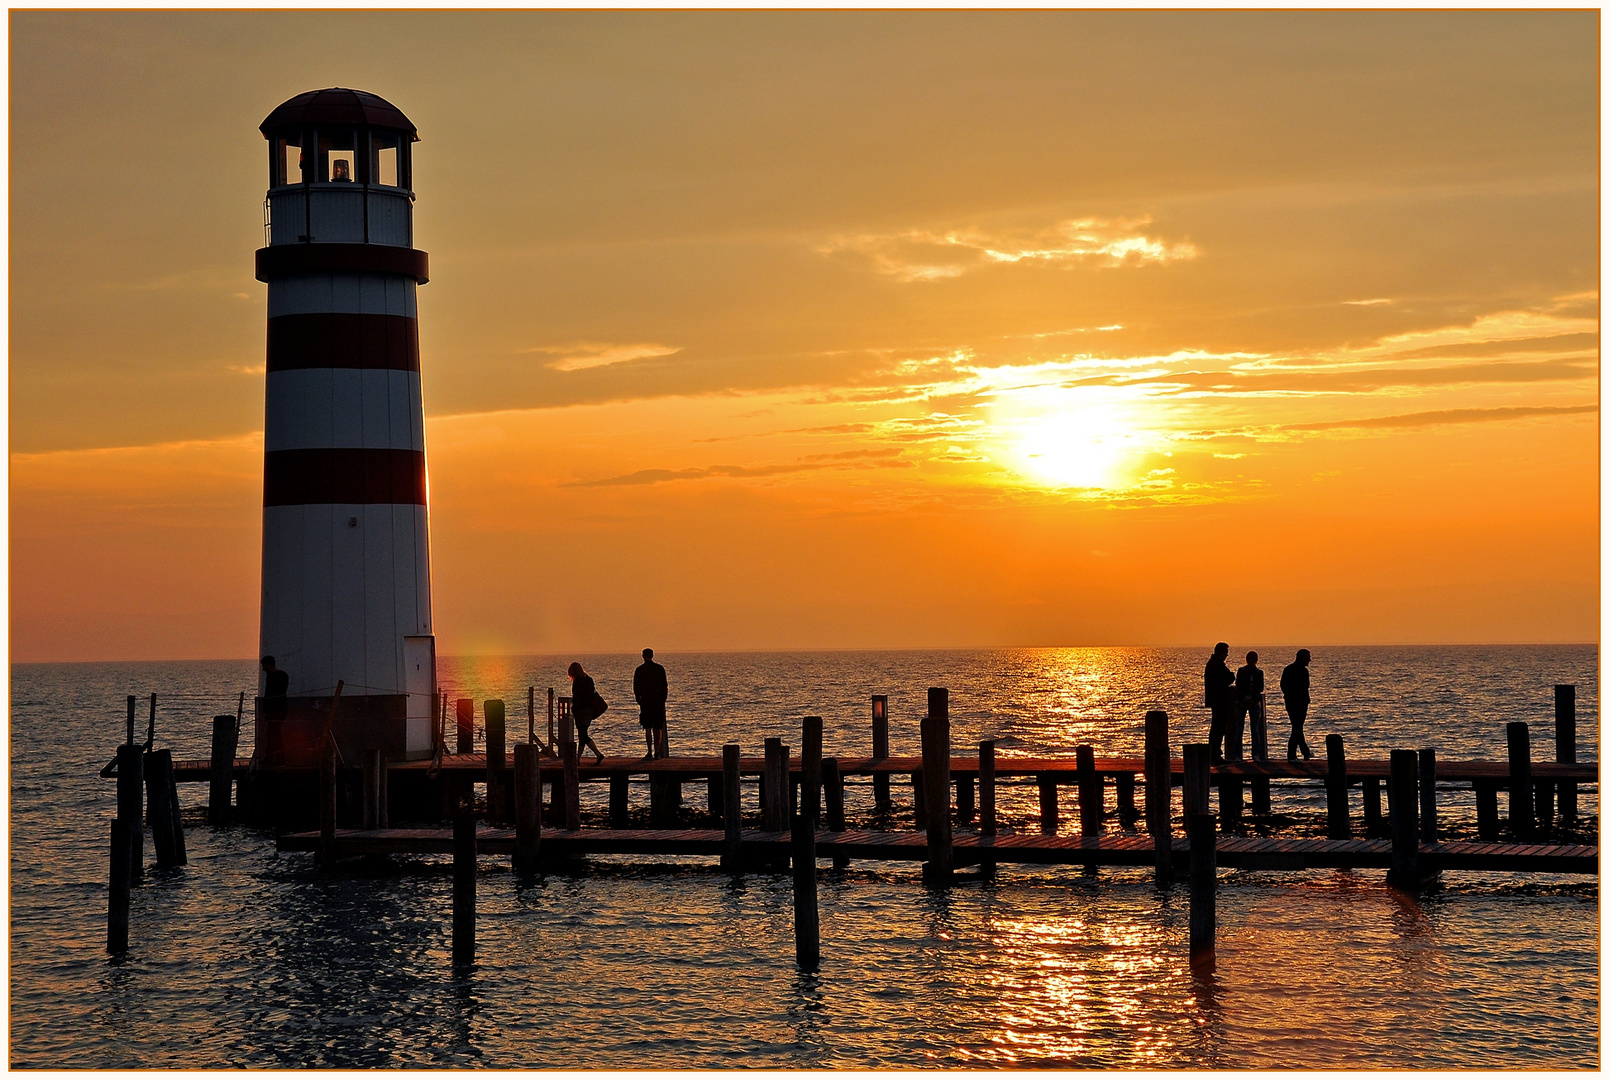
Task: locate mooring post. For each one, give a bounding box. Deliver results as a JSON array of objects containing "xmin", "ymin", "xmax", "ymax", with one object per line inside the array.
[
  {"xmin": 1506, "ymin": 721, "xmax": 1534, "ymax": 840},
  {"xmin": 1556, "ymin": 683, "xmax": 1577, "ymax": 827},
  {"xmin": 762, "ymin": 738, "xmax": 785, "ymax": 831},
  {"xmin": 116, "ymin": 742, "xmax": 145, "ymax": 885},
  {"xmin": 1361, "ymin": 776, "xmax": 1384, "ymax": 837},
  {"xmin": 1076, "ymin": 744, "xmax": 1101, "ymax": 836},
  {"xmin": 792, "ymin": 808, "xmax": 820, "ymax": 970},
  {"xmin": 1115, "ymin": 772, "xmax": 1137, "ymax": 827},
  {"xmin": 871, "ymin": 694, "xmax": 890, "ymax": 811},
  {"xmin": 144, "ymin": 747, "xmax": 183, "ymax": 868},
  {"xmin": 1387, "ymin": 749, "xmax": 1420, "ymax": 891},
  {"xmin": 513, "ymin": 742, "xmax": 541, "ymax": 872},
  {"xmin": 561, "ymin": 740, "xmax": 582, "ymax": 831},
  {"xmin": 108, "ymin": 818, "xmax": 131, "ymax": 954},
  {"xmin": 1144, "ymin": 711, "xmax": 1172, "ymax": 882},
  {"xmin": 1324, "ymin": 734, "xmax": 1350, "ymax": 839},
  {"xmin": 979, "ymin": 739, "xmax": 997, "ymax": 879},
  {"xmin": 1037, "ymin": 774, "xmax": 1058, "ymax": 835},
  {"xmin": 1476, "ymin": 781, "xmax": 1500, "ymax": 840},
  {"xmin": 1183, "ymin": 743, "xmax": 1215, "ymax": 963},
  {"xmin": 721, "ymin": 744, "xmax": 743, "ymax": 869},
  {"xmin": 486, "ymin": 699, "xmax": 507, "ymax": 824},
  {"xmin": 922, "ymin": 688, "xmax": 953, "ymax": 885},
  {"xmin": 802, "ymin": 715, "xmax": 823, "ymax": 826},
  {"xmin": 453, "ymin": 807, "xmax": 476, "ymax": 963},
  {"xmin": 319, "ymin": 739, "xmax": 337, "ymax": 866},
  {"xmin": 209, "ymin": 714, "xmax": 238, "ymax": 827},
  {"xmin": 610, "ymin": 775, "xmax": 630, "ymax": 827},
  {"xmin": 1418, "ymin": 747, "xmax": 1438, "ymax": 843}
]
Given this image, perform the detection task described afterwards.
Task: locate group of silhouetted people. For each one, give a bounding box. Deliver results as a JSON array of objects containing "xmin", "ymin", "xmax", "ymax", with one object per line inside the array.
[
  {"xmin": 564, "ymin": 648, "xmax": 670, "ymax": 764},
  {"xmin": 1205, "ymin": 643, "xmax": 1313, "ymax": 763}
]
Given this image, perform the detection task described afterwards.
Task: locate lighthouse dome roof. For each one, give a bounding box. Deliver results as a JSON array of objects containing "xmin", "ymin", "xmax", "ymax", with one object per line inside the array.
[{"xmin": 261, "ymin": 88, "xmax": 418, "ymax": 140}]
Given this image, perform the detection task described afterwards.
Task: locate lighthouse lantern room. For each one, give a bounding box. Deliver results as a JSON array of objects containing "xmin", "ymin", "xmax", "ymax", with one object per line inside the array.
[{"xmin": 254, "ymin": 88, "xmax": 436, "ymax": 766}]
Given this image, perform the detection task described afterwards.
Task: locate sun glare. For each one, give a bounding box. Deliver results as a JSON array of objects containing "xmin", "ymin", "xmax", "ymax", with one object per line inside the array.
[{"xmin": 997, "ymin": 390, "xmax": 1146, "ymax": 490}]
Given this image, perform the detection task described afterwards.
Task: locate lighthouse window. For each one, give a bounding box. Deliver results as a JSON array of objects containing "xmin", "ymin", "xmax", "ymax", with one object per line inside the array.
[
  {"xmin": 318, "ymin": 129, "xmax": 357, "ymax": 183},
  {"xmin": 372, "ymin": 133, "xmax": 400, "ymax": 188},
  {"xmin": 275, "ymin": 137, "xmax": 304, "ymax": 186}
]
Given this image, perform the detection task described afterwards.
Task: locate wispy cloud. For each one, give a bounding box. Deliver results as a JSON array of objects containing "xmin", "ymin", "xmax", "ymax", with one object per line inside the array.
[
  {"xmin": 522, "ymin": 342, "xmax": 682, "ymax": 372},
  {"xmin": 1282, "ymin": 403, "xmax": 1597, "ymax": 432},
  {"xmin": 564, "ymin": 450, "xmax": 911, "ymax": 488}
]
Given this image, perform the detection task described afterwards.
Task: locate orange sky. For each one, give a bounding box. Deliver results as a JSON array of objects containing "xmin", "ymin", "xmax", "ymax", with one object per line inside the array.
[{"xmin": 9, "ymin": 11, "xmax": 1600, "ymax": 661}]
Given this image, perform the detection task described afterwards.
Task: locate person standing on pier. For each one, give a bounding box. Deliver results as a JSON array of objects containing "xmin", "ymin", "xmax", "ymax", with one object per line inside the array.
[
  {"xmin": 1237, "ymin": 651, "xmax": 1267, "ymax": 762},
  {"xmin": 567, "ymin": 662, "xmax": 607, "ymax": 765},
  {"xmin": 1280, "ymin": 649, "xmax": 1314, "ymax": 761},
  {"xmin": 634, "ymin": 648, "xmax": 670, "ymax": 760},
  {"xmin": 1204, "ymin": 642, "xmax": 1237, "ymax": 762}
]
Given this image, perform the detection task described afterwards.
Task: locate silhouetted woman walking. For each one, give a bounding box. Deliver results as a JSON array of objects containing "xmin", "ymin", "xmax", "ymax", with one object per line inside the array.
[{"xmin": 567, "ymin": 661, "xmax": 607, "ymax": 765}]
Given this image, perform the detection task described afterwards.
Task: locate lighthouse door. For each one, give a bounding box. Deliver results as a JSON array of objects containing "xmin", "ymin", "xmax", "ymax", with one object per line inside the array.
[{"xmin": 402, "ymin": 635, "xmax": 437, "ymax": 760}]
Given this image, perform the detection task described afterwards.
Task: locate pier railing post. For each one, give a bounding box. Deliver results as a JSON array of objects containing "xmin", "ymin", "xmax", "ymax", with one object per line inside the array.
[
  {"xmin": 513, "ymin": 742, "xmax": 541, "ymax": 872},
  {"xmin": 1475, "ymin": 781, "xmax": 1500, "ymax": 840},
  {"xmin": 871, "ymin": 694, "xmax": 890, "ymax": 811},
  {"xmin": 1076, "ymin": 744, "xmax": 1101, "ymax": 836},
  {"xmin": 822, "ymin": 757, "xmax": 847, "ymax": 871},
  {"xmin": 721, "ymin": 744, "xmax": 743, "ymax": 870},
  {"xmin": 1144, "ymin": 711, "xmax": 1172, "ymax": 882},
  {"xmin": 1387, "ymin": 749, "xmax": 1420, "ymax": 892},
  {"xmin": 1324, "ymin": 734, "xmax": 1350, "ymax": 839},
  {"xmin": 1418, "ymin": 747, "xmax": 1438, "ymax": 843},
  {"xmin": 453, "ymin": 807, "xmax": 476, "ymax": 964},
  {"xmin": 1506, "ymin": 721, "xmax": 1534, "ymax": 840},
  {"xmin": 108, "ymin": 818, "xmax": 130, "ymax": 954},
  {"xmin": 1183, "ymin": 744, "xmax": 1215, "ymax": 964},
  {"xmin": 922, "ymin": 688, "xmax": 953, "ymax": 885},
  {"xmin": 116, "ymin": 743, "xmax": 145, "ymax": 885},
  {"xmin": 144, "ymin": 748, "xmax": 184, "ymax": 867},
  {"xmin": 209, "ymin": 714, "xmax": 238, "ymax": 827},
  {"xmin": 1556, "ymin": 684, "xmax": 1577, "ymax": 827},
  {"xmin": 486, "ymin": 699, "xmax": 507, "ymax": 824},
  {"xmin": 979, "ymin": 739, "xmax": 997, "ymax": 880}
]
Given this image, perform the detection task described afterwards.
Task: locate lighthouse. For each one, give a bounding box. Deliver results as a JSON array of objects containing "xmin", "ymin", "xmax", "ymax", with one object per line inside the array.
[{"xmin": 254, "ymin": 88, "xmax": 436, "ymax": 765}]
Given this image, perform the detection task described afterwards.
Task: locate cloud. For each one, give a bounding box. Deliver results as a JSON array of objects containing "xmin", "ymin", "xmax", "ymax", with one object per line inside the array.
[
  {"xmin": 1282, "ymin": 403, "xmax": 1597, "ymax": 432},
  {"xmin": 522, "ymin": 342, "xmax": 682, "ymax": 372},
  {"xmin": 817, "ymin": 216, "xmax": 1197, "ymax": 283},
  {"xmin": 564, "ymin": 452, "xmax": 912, "ymax": 487}
]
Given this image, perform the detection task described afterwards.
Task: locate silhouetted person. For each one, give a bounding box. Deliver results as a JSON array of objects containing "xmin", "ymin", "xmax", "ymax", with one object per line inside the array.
[
  {"xmin": 1281, "ymin": 649, "xmax": 1314, "ymax": 761},
  {"xmin": 634, "ymin": 648, "xmax": 669, "ymax": 760},
  {"xmin": 567, "ymin": 661, "xmax": 606, "ymax": 765},
  {"xmin": 1204, "ymin": 642, "xmax": 1237, "ymax": 762},
  {"xmin": 261, "ymin": 655, "xmax": 289, "ymax": 723},
  {"xmin": 1238, "ymin": 651, "xmax": 1266, "ymax": 762}
]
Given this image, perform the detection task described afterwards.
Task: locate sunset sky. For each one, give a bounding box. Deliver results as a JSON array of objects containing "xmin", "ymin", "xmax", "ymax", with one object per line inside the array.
[{"xmin": 10, "ymin": 10, "xmax": 1599, "ymax": 662}]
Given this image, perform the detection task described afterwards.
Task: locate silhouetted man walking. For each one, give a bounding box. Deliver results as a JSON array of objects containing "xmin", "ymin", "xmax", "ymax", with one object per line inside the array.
[
  {"xmin": 1281, "ymin": 649, "xmax": 1314, "ymax": 761},
  {"xmin": 1204, "ymin": 642, "xmax": 1237, "ymax": 763},
  {"xmin": 634, "ymin": 648, "xmax": 669, "ymax": 760}
]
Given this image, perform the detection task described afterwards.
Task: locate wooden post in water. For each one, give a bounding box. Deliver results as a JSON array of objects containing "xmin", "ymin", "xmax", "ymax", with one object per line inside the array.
[
  {"xmin": 650, "ymin": 772, "xmax": 682, "ymax": 827},
  {"xmin": 762, "ymin": 738, "xmax": 785, "ymax": 831},
  {"xmin": 979, "ymin": 739, "xmax": 997, "ymax": 880},
  {"xmin": 453, "ymin": 808, "xmax": 475, "ymax": 963},
  {"xmin": 486, "ymin": 700, "xmax": 507, "ymax": 824},
  {"xmin": 1037, "ymin": 775, "xmax": 1058, "ymax": 835},
  {"xmin": 1418, "ymin": 747, "xmax": 1438, "ymax": 843},
  {"xmin": 456, "ymin": 698, "xmax": 474, "ymax": 754},
  {"xmin": 1324, "ymin": 735, "xmax": 1350, "ymax": 839},
  {"xmin": 116, "ymin": 743, "xmax": 145, "ymax": 885},
  {"xmin": 1115, "ymin": 773, "xmax": 1137, "ymax": 828},
  {"xmin": 706, "ymin": 774, "xmax": 722, "ymax": 818},
  {"xmin": 144, "ymin": 748, "xmax": 182, "ymax": 867},
  {"xmin": 610, "ymin": 775, "xmax": 630, "ymax": 827},
  {"xmin": 209, "ymin": 715, "xmax": 238, "ymax": 827},
  {"xmin": 794, "ymin": 718, "xmax": 822, "ymax": 969},
  {"xmin": 1506, "ymin": 721, "xmax": 1534, "ymax": 840},
  {"xmin": 1076, "ymin": 744, "xmax": 1101, "ymax": 836},
  {"xmin": 822, "ymin": 757, "xmax": 847, "ymax": 870},
  {"xmin": 1387, "ymin": 749, "xmax": 1420, "ymax": 892},
  {"xmin": 1250, "ymin": 775, "xmax": 1271, "ymax": 817},
  {"xmin": 1183, "ymin": 744, "xmax": 1215, "ymax": 964},
  {"xmin": 1475, "ymin": 782, "xmax": 1500, "ymax": 840},
  {"xmin": 922, "ymin": 688, "xmax": 953, "ymax": 885},
  {"xmin": 871, "ymin": 694, "xmax": 890, "ymax": 811},
  {"xmin": 513, "ymin": 742, "xmax": 541, "ymax": 872},
  {"xmin": 721, "ymin": 744, "xmax": 743, "ymax": 870},
  {"xmin": 802, "ymin": 716, "xmax": 823, "ymax": 826},
  {"xmin": 1556, "ymin": 684, "xmax": 1577, "ymax": 827},
  {"xmin": 1144, "ymin": 711, "xmax": 1172, "ymax": 882},
  {"xmin": 1218, "ymin": 766, "xmax": 1242, "ymax": 834},
  {"xmin": 108, "ymin": 818, "xmax": 131, "ymax": 953},
  {"xmin": 1361, "ymin": 777, "xmax": 1384, "ymax": 837},
  {"xmin": 561, "ymin": 741, "xmax": 582, "ymax": 831},
  {"xmin": 547, "ymin": 687, "xmax": 557, "ymax": 756}
]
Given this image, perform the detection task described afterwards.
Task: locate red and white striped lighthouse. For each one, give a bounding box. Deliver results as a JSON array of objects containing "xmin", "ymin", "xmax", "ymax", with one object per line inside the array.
[{"xmin": 254, "ymin": 88, "xmax": 436, "ymax": 764}]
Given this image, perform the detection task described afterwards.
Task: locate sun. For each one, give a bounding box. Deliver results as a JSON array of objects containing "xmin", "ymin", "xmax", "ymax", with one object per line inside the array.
[{"xmin": 996, "ymin": 391, "xmax": 1145, "ymax": 490}]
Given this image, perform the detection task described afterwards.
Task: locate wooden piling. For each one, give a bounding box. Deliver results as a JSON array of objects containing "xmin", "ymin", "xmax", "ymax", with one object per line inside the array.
[
  {"xmin": 208, "ymin": 715, "xmax": 237, "ymax": 827},
  {"xmin": 706, "ymin": 774, "xmax": 722, "ymax": 818},
  {"xmin": 1556, "ymin": 684, "xmax": 1577, "ymax": 826},
  {"xmin": 108, "ymin": 818, "xmax": 130, "ymax": 954},
  {"xmin": 1506, "ymin": 721, "xmax": 1534, "ymax": 840},
  {"xmin": 1219, "ymin": 771, "xmax": 1243, "ymax": 835},
  {"xmin": 486, "ymin": 699, "xmax": 507, "ymax": 823},
  {"xmin": 792, "ymin": 806, "xmax": 820, "ymax": 970},
  {"xmin": 116, "ymin": 743, "xmax": 144, "ymax": 885},
  {"xmin": 721, "ymin": 744, "xmax": 743, "ymax": 869},
  {"xmin": 922, "ymin": 688, "xmax": 952, "ymax": 885},
  {"xmin": 144, "ymin": 748, "xmax": 183, "ymax": 868},
  {"xmin": 871, "ymin": 694, "xmax": 890, "ymax": 811},
  {"xmin": 561, "ymin": 741, "xmax": 582, "ymax": 831},
  {"xmin": 823, "ymin": 757, "xmax": 847, "ymax": 871},
  {"xmin": 1324, "ymin": 735, "xmax": 1350, "ymax": 839},
  {"xmin": 1418, "ymin": 747, "xmax": 1438, "ymax": 843},
  {"xmin": 912, "ymin": 771, "xmax": 926, "ymax": 828},
  {"xmin": 650, "ymin": 773, "xmax": 681, "ymax": 827},
  {"xmin": 1475, "ymin": 781, "xmax": 1500, "ymax": 840},
  {"xmin": 456, "ymin": 698, "xmax": 474, "ymax": 754},
  {"xmin": 1144, "ymin": 711, "xmax": 1172, "ymax": 882},
  {"xmin": 610, "ymin": 775, "xmax": 630, "ymax": 827},
  {"xmin": 1361, "ymin": 777, "xmax": 1384, "ymax": 837},
  {"xmin": 453, "ymin": 809, "xmax": 475, "ymax": 963},
  {"xmin": 1183, "ymin": 744, "xmax": 1215, "ymax": 963},
  {"xmin": 513, "ymin": 742, "xmax": 541, "ymax": 871},
  {"xmin": 1037, "ymin": 774, "xmax": 1058, "ymax": 835},
  {"xmin": 1250, "ymin": 776, "xmax": 1271, "ymax": 817},
  {"xmin": 1387, "ymin": 749, "xmax": 1420, "ymax": 891},
  {"xmin": 802, "ymin": 716, "xmax": 823, "ymax": 826},
  {"xmin": 1115, "ymin": 772, "xmax": 1137, "ymax": 827},
  {"xmin": 1076, "ymin": 744, "xmax": 1101, "ymax": 835},
  {"xmin": 762, "ymin": 738, "xmax": 785, "ymax": 831},
  {"xmin": 979, "ymin": 739, "xmax": 997, "ymax": 879}
]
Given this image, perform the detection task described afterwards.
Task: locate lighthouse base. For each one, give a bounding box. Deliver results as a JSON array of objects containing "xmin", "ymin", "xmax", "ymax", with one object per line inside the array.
[{"xmin": 255, "ymin": 694, "xmax": 416, "ymax": 769}]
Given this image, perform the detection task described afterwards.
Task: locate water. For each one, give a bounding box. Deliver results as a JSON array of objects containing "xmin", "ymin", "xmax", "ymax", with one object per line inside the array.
[{"xmin": 10, "ymin": 646, "xmax": 1600, "ymax": 1067}]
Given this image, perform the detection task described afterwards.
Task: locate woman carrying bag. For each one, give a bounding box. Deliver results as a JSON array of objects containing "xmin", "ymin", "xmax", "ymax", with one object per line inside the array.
[{"xmin": 567, "ymin": 661, "xmax": 607, "ymax": 765}]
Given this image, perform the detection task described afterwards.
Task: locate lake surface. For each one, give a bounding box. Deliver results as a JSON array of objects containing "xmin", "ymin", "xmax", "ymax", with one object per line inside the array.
[{"xmin": 9, "ymin": 646, "xmax": 1600, "ymax": 1067}]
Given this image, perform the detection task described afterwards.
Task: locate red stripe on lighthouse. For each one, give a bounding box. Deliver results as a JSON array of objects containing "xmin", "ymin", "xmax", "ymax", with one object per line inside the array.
[
  {"xmin": 263, "ymin": 448, "xmax": 427, "ymax": 506},
  {"xmin": 267, "ymin": 313, "xmax": 420, "ymax": 372}
]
